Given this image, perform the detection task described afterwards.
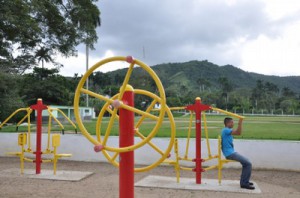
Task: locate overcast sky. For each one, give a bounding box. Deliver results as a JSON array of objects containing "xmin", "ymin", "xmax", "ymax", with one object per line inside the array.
[{"xmin": 53, "ymin": 0, "xmax": 300, "ymax": 77}]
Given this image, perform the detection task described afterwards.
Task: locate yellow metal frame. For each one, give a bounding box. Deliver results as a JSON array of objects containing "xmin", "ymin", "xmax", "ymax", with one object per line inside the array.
[
  {"xmin": 52, "ymin": 134, "xmax": 72, "ymax": 175},
  {"xmin": 211, "ymin": 107, "xmax": 245, "ymax": 119},
  {"xmin": 2, "ymin": 106, "xmax": 74, "ymax": 175},
  {"xmin": 7, "ymin": 133, "xmax": 72, "ymax": 174},
  {"xmin": 164, "ymin": 103, "xmax": 243, "ymax": 183},
  {"xmin": 95, "ymin": 89, "xmax": 175, "ymax": 172},
  {"xmin": 1, "ymin": 106, "xmax": 76, "ymax": 153},
  {"xmin": 73, "ymin": 56, "xmax": 167, "ymax": 153},
  {"xmin": 46, "ymin": 108, "xmax": 77, "ymax": 151}
]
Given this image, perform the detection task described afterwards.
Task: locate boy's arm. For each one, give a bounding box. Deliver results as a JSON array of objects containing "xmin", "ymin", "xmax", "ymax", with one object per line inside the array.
[{"xmin": 231, "ymin": 118, "xmax": 243, "ymax": 135}]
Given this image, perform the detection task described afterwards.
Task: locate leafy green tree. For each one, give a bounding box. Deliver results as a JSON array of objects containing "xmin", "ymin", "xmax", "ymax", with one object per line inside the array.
[
  {"xmin": 35, "ymin": 47, "xmax": 55, "ymax": 69},
  {"xmin": 0, "ymin": 72, "xmax": 25, "ymax": 122},
  {"xmin": 281, "ymin": 87, "xmax": 295, "ymax": 98},
  {"xmin": 20, "ymin": 67, "xmax": 74, "ymax": 105},
  {"xmin": 218, "ymin": 77, "xmax": 233, "ymax": 109},
  {"xmin": 0, "ymin": 0, "xmax": 101, "ymax": 73}
]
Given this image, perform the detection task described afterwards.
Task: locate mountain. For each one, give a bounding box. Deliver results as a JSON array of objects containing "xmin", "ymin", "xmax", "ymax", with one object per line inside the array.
[{"xmin": 107, "ymin": 60, "xmax": 300, "ymax": 94}]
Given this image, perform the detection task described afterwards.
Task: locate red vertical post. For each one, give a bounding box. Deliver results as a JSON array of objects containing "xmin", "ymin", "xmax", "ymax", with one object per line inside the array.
[
  {"xmin": 119, "ymin": 85, "xmax": 134, "ymax": 198},
  {"xmin": 186, "ymin": 97, "xmax": 211, "ymax": 184},
  {"xmin": 30, "ymin": 98, "xmax": 47, "ymax": 174},
  {"xmin": 194, "ymin": 99, "xmax": 202, "ymax": 184}
]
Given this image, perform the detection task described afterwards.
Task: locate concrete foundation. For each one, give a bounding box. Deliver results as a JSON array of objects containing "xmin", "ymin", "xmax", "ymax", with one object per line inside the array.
[{"xmin": 0, "ymin": 133, "xmax": 299, "ymax": 171}]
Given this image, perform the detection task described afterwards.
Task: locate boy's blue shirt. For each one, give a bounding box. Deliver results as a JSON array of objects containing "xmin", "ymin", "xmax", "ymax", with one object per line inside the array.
[{"xmin": 221, "ymin": 127, "xmax": 235, "ymax": 157}]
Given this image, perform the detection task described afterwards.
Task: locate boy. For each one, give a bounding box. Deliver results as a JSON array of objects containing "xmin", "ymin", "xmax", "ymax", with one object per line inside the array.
[{"xmin": 221, "ymin": 117, "xmax": 254, "ymax": 190}]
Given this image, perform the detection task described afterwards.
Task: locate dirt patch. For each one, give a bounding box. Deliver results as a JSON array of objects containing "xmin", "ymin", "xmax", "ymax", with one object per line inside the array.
[{"xmin": 0, "ymin": 157, "xmax": 299, "ymax": 198}]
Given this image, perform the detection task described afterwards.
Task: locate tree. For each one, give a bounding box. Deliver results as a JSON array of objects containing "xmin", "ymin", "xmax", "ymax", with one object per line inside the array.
[
  {"xmin": 20, "ymin": 67, "xmax": 74, "ymax": 105},
  {"xmin": 0, "ymin": 0, "xmax": 101, "ymax": 73},
  {"xmin": 0, "ymin": 72, "xmax": 25, "ymax": 122},
  {"xmin": 218, "ymin": 77, "xmax": 233, "ymax": 109},
  {"xmin": 35, "ymin": 47, "xmax": 54, "ymax": 69},
  {"xmin": 282, "ymin": 87, "xmax": 296, "ymax": 98}
]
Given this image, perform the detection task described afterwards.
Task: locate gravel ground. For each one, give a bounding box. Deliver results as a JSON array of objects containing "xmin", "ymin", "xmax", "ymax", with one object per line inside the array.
[{"xmin": 0, "ymin": 157, "xmax": 299, "ymax": 198}]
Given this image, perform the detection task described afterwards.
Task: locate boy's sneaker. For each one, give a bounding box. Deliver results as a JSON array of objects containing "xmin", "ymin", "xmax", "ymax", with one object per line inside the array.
[{"xmin": 241, "ymin": 185, "xmax": 255, "ymax": 190}]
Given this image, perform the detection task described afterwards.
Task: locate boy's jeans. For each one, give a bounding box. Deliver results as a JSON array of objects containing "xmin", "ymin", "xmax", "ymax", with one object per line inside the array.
[{"xmin": 226, "ymin": 152, "xmax": 252, "ymax": 186}]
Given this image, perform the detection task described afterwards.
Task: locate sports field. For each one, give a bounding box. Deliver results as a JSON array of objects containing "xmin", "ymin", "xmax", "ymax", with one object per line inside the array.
[{"xmin": 2, "ymin": 114, "xmax": 300, "ymax": 141}]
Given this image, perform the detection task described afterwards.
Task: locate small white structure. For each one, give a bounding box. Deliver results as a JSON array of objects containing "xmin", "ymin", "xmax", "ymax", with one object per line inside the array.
[
  {"xmin": 154, "ymin": 103, "xmax": 161, "ymax": 109},
  {"xmin": 36, "ymin": 105, "xmax": 95, "ymax": 121}
]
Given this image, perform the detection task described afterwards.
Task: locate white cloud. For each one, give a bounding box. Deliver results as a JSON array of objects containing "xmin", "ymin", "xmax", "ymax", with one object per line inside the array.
[
  {"xmin": 241, "ymin": 21, "xmax": 300, "ymax": 76},
  {"xmin": 48, "ymin": 0, "xmax": 300, "ymax": 77},
  {"xmin": 264, "ymin": 0, "xmax": 300, "ymax": 20},
  {"xmin": 56, "ymin": 50, "xmax": 129, "ymax": 76}
]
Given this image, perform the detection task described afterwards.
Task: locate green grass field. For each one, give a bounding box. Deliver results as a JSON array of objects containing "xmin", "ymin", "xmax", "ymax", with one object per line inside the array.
[{"xmin": 1, "ymin": 114, "xmax": 299, "ymax": 141}]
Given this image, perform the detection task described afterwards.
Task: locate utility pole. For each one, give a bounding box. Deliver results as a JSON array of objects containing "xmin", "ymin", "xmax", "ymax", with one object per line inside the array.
[{"xmin": 86, "ymin": 44, "xmax": 89, "ymax": 107}]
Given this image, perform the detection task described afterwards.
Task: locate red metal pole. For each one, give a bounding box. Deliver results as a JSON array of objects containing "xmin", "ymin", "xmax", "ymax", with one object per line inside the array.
[
  {"xmin": 30, "ymin": 98, "xmax": 47, "ymax": 174},
  {"xmin": 194, "ymin": 98, "xmax": 202, "ymax": 184},
  {"xmin": 119, "ymin": 85, "xmax": 134, "ymax": 198},
  {"xmin": 186, "ymin": 97, "xmax": 211, "ymax": 184}
]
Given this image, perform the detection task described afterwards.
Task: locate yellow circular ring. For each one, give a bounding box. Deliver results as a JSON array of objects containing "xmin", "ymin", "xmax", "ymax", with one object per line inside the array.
[
  {"xmin": 74, "ymin": 56, "xmax": 166, "ymax": 153},
  {"xmin": 96, "ymin": 89, "xmax": 175, "ymax": 172}
]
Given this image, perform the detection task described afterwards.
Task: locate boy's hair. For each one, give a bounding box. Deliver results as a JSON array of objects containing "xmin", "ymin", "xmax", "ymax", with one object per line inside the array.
[{"xmin": 224, "ymin": 117, "xmax": 233, "ymax": 126}]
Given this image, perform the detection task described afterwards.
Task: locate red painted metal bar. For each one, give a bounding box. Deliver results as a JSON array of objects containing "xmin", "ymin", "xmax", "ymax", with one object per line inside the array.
[
  {"xmin": 119, "ymin": 86, "xmax": 134, "ymax": 198},
  {"xmin": 195, "ymin": 101, "xmax": 202, "ymax": 184},
  {"xmin": 30, "ymin": 99, "xmax": 47, "ymax": 174},
  {"xmin": 186, "ymin": 97, "xmax": 211, "ymax": 184}
]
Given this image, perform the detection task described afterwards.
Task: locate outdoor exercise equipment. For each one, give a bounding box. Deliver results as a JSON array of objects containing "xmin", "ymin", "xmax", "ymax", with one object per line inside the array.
[
  {"xmin": 96, "ymin": 89, "xmax": 175, "ymax": 172},
  {"xmin": 165, "ymin": 98, "xmax": 245, "ymax": 184},
  {"xmin": 4, "ymin": 99, "xmax": 72, "ymax": 174},
  {"xmin": 74, "ymin": 56, "xmax": 175, "ymax": 198},
  {"xmin": 0, "ymin": 105, "xmax": 77, "ymax": 151}
]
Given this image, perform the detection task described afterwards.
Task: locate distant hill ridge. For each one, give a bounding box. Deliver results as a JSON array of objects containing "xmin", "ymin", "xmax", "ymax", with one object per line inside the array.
[{"xmin": 108, "ymin": 60, "xmax": 300, "ymax": 93}]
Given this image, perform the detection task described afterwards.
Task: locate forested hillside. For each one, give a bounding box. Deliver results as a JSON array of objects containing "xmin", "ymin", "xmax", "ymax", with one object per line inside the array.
[
  {"xmin": 104, "ymin": 60, "xmax": 300, "ymax": 114},
  {"xmin": 0, "ymin": 60, "xmax": 299, "ymax": 122}
]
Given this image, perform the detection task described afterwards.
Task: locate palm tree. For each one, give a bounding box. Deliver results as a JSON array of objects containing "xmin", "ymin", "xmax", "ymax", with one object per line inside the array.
[{"xmin": 35, "ymin": 47, "xmax": 53, "ymax": 68}]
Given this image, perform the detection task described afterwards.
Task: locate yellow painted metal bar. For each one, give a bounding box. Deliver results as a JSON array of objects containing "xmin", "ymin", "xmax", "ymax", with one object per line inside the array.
[
  {"xmin": 20, "ymin": 151, "xmax": 24, "ymax": 174},
  {"xmin": 27, "ymin": 109, "xmax": 32, "ymax": 151},
  {"xmin": 135, "ymin": 99, "xmax": 157, "ymax": 129},
  {"xmin": 174, "ymin": 139, "xmax": 180, "ymax": 183},
  {"xmin": 111, "ymin": 152, "xmax": 119, "ymax": 161},
  {"xmin": 204, "ymin": 165, "xmax": 218, "ymax": 171},
  {"xmin": 163, "ymin": 159, "xmax": 176, "ymax": 164},
  {"xmin": 152, "ymin": 106, "xmax": 185, "ymax": 112},
  {"xmin": 23, "ymin": 157, "xmax": 34, "ymax": 162},
  {"xmin": 178, "ymin": 157, "xmax": 193, "ymax": 162},
  {"xmin": 20, "ymin": 140, "xmax": 25, "ymax": 174},
  {"xmin": 184, "ymin": 111, "xmax": 193, "ymax": 159},
  {"xmin": 121, "ymin": 103, "xmax": 159, "ymax": 121},
  {"xmin": 16, "ymin": 110, "xmax": 30, "ymax": 126},
  {"xmin": 0, "ymin": 108, "xmax": 29, "ymax": 129},
  {"xmin": 218, "ymin": 135, "xmax": 222, "ymax": 184},
  {"xmin": 48, "ymin": 109, "xmax": 64, "ymax": 131},
  {"xmin": 117, "ymin": 62, "xmax": 135, "ymax": 100},
  {"xmin": 47, "ymin": 109, "xmax": 52, "ymax": 151},
  {"xmin": 42, "ymin": 150, "xmax": 52, "ymax": 154},
  {"xmin": 107, "ymin": 107, "xmax": 119, "ymax": 119},
  {"xmin": 81, "ymin": 88, "xmax": 113, "ymax": 103},
  {"xmin": 52, "ymin": 108, "xmax": 77, "ymax": 130},
  {"xmin": 180, "ymin": 166, "xmax": 193, "ymax": 171},
  {"xmin": 135, "ymin": 129, "xmax": 164, "ymax": 156},
  {"xmin": 169, "ymin": 107, "xmax": 186, "ymax": 111},
  {"xmin": 202, "ymin": 112, "xmax": 212, "ymax": 158},
  {"xmin": 42, "ymin": 159, "xmax": 52, "ymax": 163},
  {"xmin": 222, "ymin": 159, "xmax": 236, "ymax": 163},
  {"xmin": 203, "ymin": 155, "xmax": 218, "ymax": 162},
  {"xmin": 53, "ymin": 141, "xmax": 58, "ymax": 175},
  {"xmin": 102, "ymin": 108, "xmax": 118, "ymax": 145},
  {"xmin": 211, "ymin": 107, "xmax": 245, "ymax": 119}
]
